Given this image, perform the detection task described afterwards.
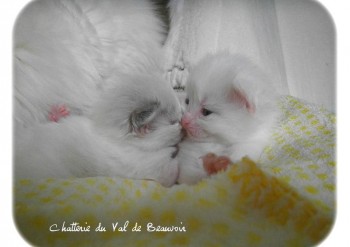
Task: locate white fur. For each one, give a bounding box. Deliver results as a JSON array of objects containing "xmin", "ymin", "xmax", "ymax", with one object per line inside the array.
[
  {"xmin": 177, "ymin": 52, "xmax": 280, "ymax": 184},
  {"xmin": 14, "ymin": 0, "xmax": 166, "ymax": 126},
  {"xmin": 14, "ymin": 0, "xmax": 182, "ymax": 187}
]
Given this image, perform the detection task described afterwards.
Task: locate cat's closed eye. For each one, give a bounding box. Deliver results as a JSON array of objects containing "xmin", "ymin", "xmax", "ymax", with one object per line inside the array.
[
  {"xmin": 170, "ymin": 119, "xmax": 179, "ymax": 125},
  {"xmin": 129, "ymin": 102, "xmax": 159, "ymax": 133},
  {"xmin": 201, "ymin": 108, "xmax": 213, "ymax": 116},
  {"xmin": 135, "ymin": 108, "xmax": 154, "ymax": 123}
]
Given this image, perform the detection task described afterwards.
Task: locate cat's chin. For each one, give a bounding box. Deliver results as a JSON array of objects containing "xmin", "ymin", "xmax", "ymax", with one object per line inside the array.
[
  {"xmin": 183, "ymin": 127, "xmax": 207, "ymax": 139},
  {"xmin": 182, "ymin": 134, "xmax": 215, "ymax": 144}
]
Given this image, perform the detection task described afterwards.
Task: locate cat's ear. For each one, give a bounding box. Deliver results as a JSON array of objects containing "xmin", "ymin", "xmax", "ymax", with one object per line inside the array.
[
  {"xmin": 228, "ymin": 88, "xmax": 255, "ymax": 113},
  {"xmin": 129, "ymin": 102, "xmax": 160, "ymax": 136}
]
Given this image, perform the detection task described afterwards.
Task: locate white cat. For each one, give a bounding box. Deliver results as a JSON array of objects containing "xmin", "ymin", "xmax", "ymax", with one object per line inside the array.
[
  {"xmin": 14, "ymin": 0, "xmax": 183, "ymax": 187},
  {"xmin": 177, "ymin": 52, "xmax": 279, "ymax": 184}
]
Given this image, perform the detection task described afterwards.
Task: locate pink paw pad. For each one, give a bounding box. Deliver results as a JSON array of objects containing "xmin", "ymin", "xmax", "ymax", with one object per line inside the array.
[
  {"xmin": 202, "ymin": 153, "xmax": 231, "ymax": 175},
  {"xmin": 48, "ymin": 104, "xmax": 70, "ymax": 122}
]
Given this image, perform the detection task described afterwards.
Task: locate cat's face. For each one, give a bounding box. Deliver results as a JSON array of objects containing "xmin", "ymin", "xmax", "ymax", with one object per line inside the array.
[
  {"xmin": 181, "ymin": 85, "xmax": 255, "ymax": 145},
  {"xmin": 180, "ymin": 53, "xmax": 272, "ymax": 145},
  {"xmin": 92, "ymin": 72, "xmax": 183, "ymax": 150}
]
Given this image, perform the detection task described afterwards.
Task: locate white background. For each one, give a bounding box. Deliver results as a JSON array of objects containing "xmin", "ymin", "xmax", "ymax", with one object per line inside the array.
[{"xmin": 1, "ymin": 0, "xmax": 348, "ymax": 246}]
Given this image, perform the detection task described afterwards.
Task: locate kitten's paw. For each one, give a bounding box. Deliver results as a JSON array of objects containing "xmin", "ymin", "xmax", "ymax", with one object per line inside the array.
[
  {"xmin": 157, "ymin": 157, "xmax": 179, "ymax": 187},
  {"xmin": 202, "ymin": 153, "xmax": 231, "ymax": 175}
]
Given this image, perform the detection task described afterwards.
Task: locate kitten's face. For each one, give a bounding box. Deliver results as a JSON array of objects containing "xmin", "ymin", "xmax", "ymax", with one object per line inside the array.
[
  {"xmin": 180, "ymin": 53, "xmax": 267, "ymax": 144},
  {"xmin": 92, "ymin": 72, "xmax": 183, "ymax": 149},
  {"xmin": 181, "ymin": 86, "xmax": 254, "ymax": 145}
]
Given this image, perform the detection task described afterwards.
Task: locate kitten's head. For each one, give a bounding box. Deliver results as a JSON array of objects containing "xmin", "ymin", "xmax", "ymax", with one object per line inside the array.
[
  {"xmin": 92, "ymin": 71, "xmax": 183, "ymax": 150},
  {"xmin": 181, "ymin": 52, "xmax": 278, "ymax": 145}
]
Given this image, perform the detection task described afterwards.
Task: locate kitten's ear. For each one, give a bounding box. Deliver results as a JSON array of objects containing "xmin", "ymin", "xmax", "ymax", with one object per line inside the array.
[
  {"xmin": 129, "ymin": 102, "xmax": 160, "ymax": 136},
  {"xmin": 228, "ymin": 88, "xmax": 255, "ymax": 113}
]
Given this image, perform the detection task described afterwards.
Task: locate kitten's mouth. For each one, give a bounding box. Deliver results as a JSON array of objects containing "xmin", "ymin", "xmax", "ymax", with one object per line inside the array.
[
  {"xmin": 182, "ymin": 125, "xmax": 211, "ymax": 141},
  {"xmin": 182, "ymin": 130, "xmax": 196, "ymax": 141}
]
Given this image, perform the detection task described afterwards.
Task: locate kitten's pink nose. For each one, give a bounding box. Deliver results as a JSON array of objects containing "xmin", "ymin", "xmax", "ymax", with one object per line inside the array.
[{"xmin": 181, "ymin": 112, "xmax": 192, "ymax": 129}]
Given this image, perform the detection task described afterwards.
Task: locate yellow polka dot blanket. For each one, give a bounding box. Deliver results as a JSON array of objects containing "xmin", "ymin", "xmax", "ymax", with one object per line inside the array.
[{"xmin": 15, "ymin": 96, "xmax": 335, "ymax": 246}]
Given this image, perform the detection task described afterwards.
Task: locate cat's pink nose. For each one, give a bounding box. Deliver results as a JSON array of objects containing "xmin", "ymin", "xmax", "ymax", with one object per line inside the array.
[{"xmin": 181, "ymin": 113, "xmax": 192, "ymax": 129}]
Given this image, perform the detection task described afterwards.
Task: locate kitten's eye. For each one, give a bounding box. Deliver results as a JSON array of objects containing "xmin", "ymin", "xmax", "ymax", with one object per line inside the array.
[
  {"xmin": 202, "ymin": 108, "xmax": 213, "ymax": 116},
  {"xmin": 185, "ymin": 98, "xmax": 189, "ymax": 105}
]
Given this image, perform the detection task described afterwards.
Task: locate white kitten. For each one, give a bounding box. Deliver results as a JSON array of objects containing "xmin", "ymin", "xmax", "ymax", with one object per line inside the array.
[
  {"xmin": 15, "ymin": 72, "xmax": 183, "ymax": 187},
  {"xmin": 177, "ymin": 52, "xmax": 279, "ymax": 184},
  {"xmin": 14, "ymin": 0, "xmax": 183, "ymax": 186}
]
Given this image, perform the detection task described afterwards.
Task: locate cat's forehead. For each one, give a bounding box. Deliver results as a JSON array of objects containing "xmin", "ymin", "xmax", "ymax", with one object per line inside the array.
[
  {"xmin": 115, "ymin": 72, "xmax": 181, "ymax": 111},
  {"xmin": 145, "ymin": 77, "xmax": 181, "ymax": 114},
  {"xmin": 186, "ymin": 54, "xmax": 250, "ymax": 103},
  {"xmin": 186, "ymin": 73, "xmax": 230, "ymax": 104}
]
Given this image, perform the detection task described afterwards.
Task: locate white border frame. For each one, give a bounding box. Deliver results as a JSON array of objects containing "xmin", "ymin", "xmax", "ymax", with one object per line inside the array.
[{"xmin": 1, "ymin": 1, "xmax": 347, "ymax": 246}]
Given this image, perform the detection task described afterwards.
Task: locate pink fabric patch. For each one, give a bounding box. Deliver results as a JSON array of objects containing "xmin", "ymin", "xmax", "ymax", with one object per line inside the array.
[{"xmin": 48, "ymin": 104, "xmax": 70, "ymax": 122}]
